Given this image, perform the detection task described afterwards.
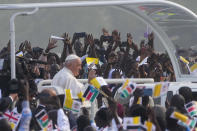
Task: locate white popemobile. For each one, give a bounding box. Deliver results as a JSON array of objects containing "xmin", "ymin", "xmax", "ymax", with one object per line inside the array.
[{"xmin": 1, "ymin": 0, "xmax": 197, "ymax": 119}]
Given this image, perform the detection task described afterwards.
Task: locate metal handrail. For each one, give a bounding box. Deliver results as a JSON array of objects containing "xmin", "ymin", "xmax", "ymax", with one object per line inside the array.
[
  {"xmin": 10, "ymin": 7, "xmax": 39, "ymax": 79},
  {"xmin": 37, "ymin": 78, "xmax": 154, "ymax": 89}
]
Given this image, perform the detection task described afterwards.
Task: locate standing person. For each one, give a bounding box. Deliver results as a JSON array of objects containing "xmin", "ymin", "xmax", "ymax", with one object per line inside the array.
[{"xmin": 52, "ymin": 54, "xmax": 95, "ymax": 98}]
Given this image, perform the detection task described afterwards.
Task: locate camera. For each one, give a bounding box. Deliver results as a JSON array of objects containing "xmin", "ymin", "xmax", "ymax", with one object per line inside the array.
[{"xmin": 75, "ymin": 32, "xmax": 86, "ymax": 38}]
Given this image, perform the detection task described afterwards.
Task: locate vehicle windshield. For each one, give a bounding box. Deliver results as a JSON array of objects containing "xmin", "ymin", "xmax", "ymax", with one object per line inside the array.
[
  {"xmin": 0, "ymin": 1, "xmax": 197, "ymax": 81},
  {"xmin": 134, "ymin": 3, "xmax": 197, "ymax": 75}
]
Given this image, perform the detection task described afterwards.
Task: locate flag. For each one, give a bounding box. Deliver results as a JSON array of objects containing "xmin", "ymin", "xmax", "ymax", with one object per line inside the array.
[
  {"xmin": 180, "ymin": 56, "xmax": 189, "ymax": 64},
  {"xmin": 121, "ymin": 79, "xmax": 130, "ymax": 89},
  {"xmin": 83, "ymin": 85, "xmax": 99, "ymax": 103},
  {"xmin": 144, "ymin": 121, "xmax": 156, "ymax": 131},
  {"xmin": 153, "ymin": 83, "xmax": 169, "ymax": 98},
  {"xmin": 123, "ymin": 117, "xmax": 141, "ymax": 130},
  {"xmin": 77, "ymin": 91, "xmax": 85, "ymax": 102},
  {"xmin": 171, "ymin": 112, "xmax": 197, "ymax": 130},
  {"xmin": 177, "ymin": 118, "xmax": 197, "ymax": 130},
  {"xmin": 185, "ymin": 101, "xmax": 197, "ymax": 117},
  {"xmin": 190, "ymin": 63, "xmax": 197, "ymax": 73},
  {"xmin": 137, "ymin": 97, "xmax": 142, "ymax": 105},
  {"xmin": 3, "ymin": 109, "xmax": 22, "ymax": 131},
  {"xmin": 138, "ymin": 57, "xmax": 148, "ymax": 67},
  {"xmin": 35, "ymin": 109, "xmax": 49, "ymax": 129},
  {"xmin": 86, "ymin": 57, "xmax": 99, "ymax": 66},
  {"xmin": 185, "ymin": 119, "xmax": 196, "ymax": 130},
  {"xmin": 171, "ymin": 111, "xmax": 188, "ymax": 123},
  {"xmin": 120, "ymin": 81, "xmax": 136, "ymax": 98},
  {"xmin": 43, "ymin": 120, "xmax": 53, "ymax": 131},
  {"xmin": 63, "ymin": 89, "xmax": 81, "ymax": 112},
  {"xmin": 90, "ymin": 77, "xmax": 107, "ymax": 89},
  {"xmin": 16, "ymin": 51, "xmax": 23, "ymax": 57}
]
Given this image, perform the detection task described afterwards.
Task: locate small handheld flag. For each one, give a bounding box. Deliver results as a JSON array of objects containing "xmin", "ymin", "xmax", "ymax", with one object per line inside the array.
[
  {"xmin": 171, "ymin": 111, "xmax": 188, "ymax": 123},
  {"xmin": 144, "ymin": 121, "xmax": 156, "ymax": 131},
  {"xmin": 190, "ymin": 63, "xmax": 197, "ymax": 73},
  {"xmin": 86, "ymin": 57, "xmax": 99, "ymax": 66},
  {"xmin": 35, "ymin": 109, "xmax": 49, "ymax": 129},
  {"xmin": 137, "ymin": 97, "xmax": 142, "ymax": 105},
  {"xmin": 77, "ymin": 91, "xmax": 85, "ymax": 102},
  {"xmin": 90, "ymin": 77, "xmax": 107, "ymax": 89},
  {"xmin": 153, "ymin": 82, "xmax": 169, "ymax": 98},
  {"xmin": 123, "ymin": 117, "xmax": 141, "ymax": 130},
  {"xmin": 3, "ymin": 109, "xmax": 22, "ymax": 131},
  {"xmin": 43, "ymin": 120, "xmax": 53, "ymax": 131},
  {"xmin": 16, "ymin": 51, "xmax": 23, "ymax": 57},
  {"xmin": 63, "ymin": 89, "xmax": 81, "ymax": 113},
  {"xmin": 185, "ymin": 101, "xmax": 197, "ymax": 117},
  {"xmin": 180, "ymin": 56, "xmax": 189, "ymax": 65},
  {"xmin": 120, "ymin": 81, "xmax": 136, "ymax": 98},
  {"xmin": 178, "ymin": 119, "xmax": 197, "ymax": 130},
  {"xmin": 83, "ymin": 85, "xmax": 99, "ymax": 103}
]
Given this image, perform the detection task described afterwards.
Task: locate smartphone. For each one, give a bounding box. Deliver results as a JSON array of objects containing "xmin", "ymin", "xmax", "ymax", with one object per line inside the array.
[{"xmin": 75, "ymin": 32, "xmax": 86, "ymax": 38}]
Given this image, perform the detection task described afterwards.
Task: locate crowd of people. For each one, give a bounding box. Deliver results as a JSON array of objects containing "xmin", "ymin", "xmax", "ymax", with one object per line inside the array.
[{"xmin": 0, "ymin": 28, "xmax": 192, "ymax": 131}]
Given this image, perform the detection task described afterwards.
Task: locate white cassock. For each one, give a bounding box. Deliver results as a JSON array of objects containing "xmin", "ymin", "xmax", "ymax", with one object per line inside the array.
[{"xmin": 52, "ymin": 67, "xmax": 83, "ymax": 98}]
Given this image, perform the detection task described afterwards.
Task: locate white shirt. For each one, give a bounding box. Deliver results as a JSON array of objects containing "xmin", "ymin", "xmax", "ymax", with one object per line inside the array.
[
  {"xmin": 111, "ymin": 117, "xmax": 122, "ymax": 131},
  {"xmin": 57, "ymin": 108, "xmax": 70, "ymax": 131},
  {"xmin": 52, "ymin": 67, "xmax": 83, "ymax": 98}
]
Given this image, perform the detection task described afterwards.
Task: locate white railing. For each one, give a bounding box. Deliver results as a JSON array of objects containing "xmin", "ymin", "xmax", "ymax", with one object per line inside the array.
[{"xmin": 37, "ymin": 78, "xmax": 154, "ymax": 89}]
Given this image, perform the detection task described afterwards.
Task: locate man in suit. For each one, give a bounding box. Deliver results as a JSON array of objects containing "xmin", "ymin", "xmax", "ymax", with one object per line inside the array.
[{"xmin": 0, "ymin": 93, "xmax": 18, "ymax": 112}]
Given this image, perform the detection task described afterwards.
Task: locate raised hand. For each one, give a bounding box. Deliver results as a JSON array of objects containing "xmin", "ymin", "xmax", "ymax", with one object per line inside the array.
[
  {"xmin": 46, "ymin": 37, "xmax": 58, "ymax": 53},
  {"xmin": 19, "ymin": 41, "xmax": 26, "ymax": 52},
  {"xmin": 127, "ymin": 33, "xmax": 133, "ymax": 46},
  {"xmin": 113, "ymin": 30, "xmax": 121, "ymax": 42},
  {"xmin": 85, "ymin": 34, "xmax": 94, "ymax": 47},
  {"xmin": 19, "ymin": 78, "xmax": 30, "ymax": 100},
  {"xmin": 25, "ymin": 41, "xmax": 32, "ymax": 53},
  {"xmin": 62, "ymin": 32, "xmax": 71, "ymax": 45}
]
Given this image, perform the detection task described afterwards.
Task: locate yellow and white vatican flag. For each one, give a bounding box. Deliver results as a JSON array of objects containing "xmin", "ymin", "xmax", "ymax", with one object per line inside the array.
[
  {"xmin": 190, "ymin": 63, "xmax": 197, "ymax": 74},
  {"xmin": 180, "ymin": 56, "xmax": 189, "ymax": 65},
  {"xmin": 90, "ymin": 77, "xmax": 107, "ymax": 89},
  {"xmin": 16, "ymin": 51, "xmax": 23, "ymax": 57},
  {"xmin": 63, "ymin": 89, "xmax": 81, "ymax": 113},
  {"xmin": 171, "ymin": 111, "xmax": 188, "ymax": 123},
  {"xmin": 123, "ymin": 117, "xmax": 141, "ymax": 130},
  {"xmin": 144, "ymin": 121, "xmax": 156, "ymax": 131},
  {"xmin": 153, "ymin": 82, "xmax": 169, "ymax": 98},
  {"xmin": 86, "ymin": 57, "xmax": 99, "ymax": 66}
]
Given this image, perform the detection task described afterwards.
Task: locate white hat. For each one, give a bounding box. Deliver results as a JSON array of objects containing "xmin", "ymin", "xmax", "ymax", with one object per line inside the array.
[{"xmin": 65, "ymin": 54, "xmax": 80, "ymax": 62}]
